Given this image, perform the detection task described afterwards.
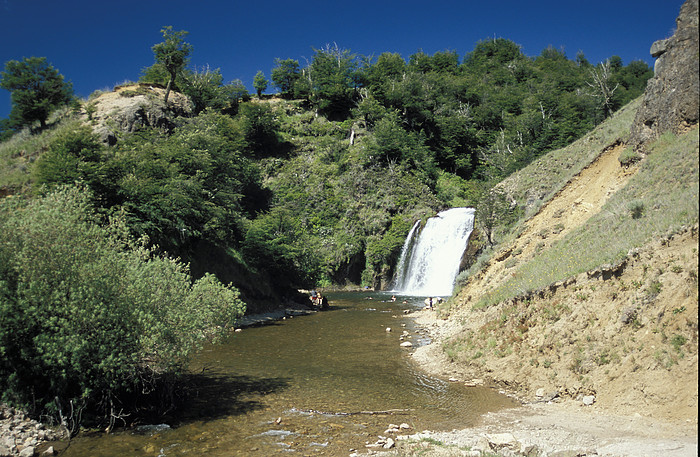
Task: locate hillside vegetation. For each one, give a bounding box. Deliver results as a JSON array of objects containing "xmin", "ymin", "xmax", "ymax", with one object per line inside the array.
[
  {"xmin": 0, "ymin": 38, "xmax": 653, "ymax": 300},
  {"xmin": 0, "ymin": 20, "xmax": 687, "ymax": 433}
]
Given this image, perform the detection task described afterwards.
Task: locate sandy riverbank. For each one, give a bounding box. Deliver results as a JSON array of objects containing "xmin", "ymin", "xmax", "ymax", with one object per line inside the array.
[{"xmin": 379, "ymin": 308, "xmax": 698, "ymax": 457}]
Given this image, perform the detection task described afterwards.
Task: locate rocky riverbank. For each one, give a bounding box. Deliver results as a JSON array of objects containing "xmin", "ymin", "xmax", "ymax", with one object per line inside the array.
[
  {"xmin": 0, "ymin": 405, "xmax": 62, "ymax": 457},
  {"xmin": 368, "ymin": 308, "xmax": 698, "ymax": 457}
]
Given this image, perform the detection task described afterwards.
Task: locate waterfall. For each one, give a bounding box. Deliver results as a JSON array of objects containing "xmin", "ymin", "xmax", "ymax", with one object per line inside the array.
[{"xmin": 391, "ymin": 207, "xmax": 475, "ymax": 297}]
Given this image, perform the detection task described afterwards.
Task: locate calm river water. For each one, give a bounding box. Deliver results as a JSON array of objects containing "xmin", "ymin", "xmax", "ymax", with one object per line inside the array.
[{"xmin": 60, "ymin": 291, "xmax": 517, "ymax": 456}]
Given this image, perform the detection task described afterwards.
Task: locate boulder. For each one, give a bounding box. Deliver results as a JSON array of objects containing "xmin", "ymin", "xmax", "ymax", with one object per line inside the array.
[
  {"xmin": 487, "ymin": 432, "xmax": 520, "ymax": 450},
  {"xmin": 18, "ymin": 446, "xmax": 35, "ymax": 457},
  {"xmin": 83, "ymin": 84, "xmax": 193, "ymax": 145}
]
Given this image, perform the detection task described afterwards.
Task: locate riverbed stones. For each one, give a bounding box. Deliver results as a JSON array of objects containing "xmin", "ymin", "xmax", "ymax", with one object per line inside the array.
[
  {"xmin": 582, "ymin": 395, "xmax": 596, "ymax": 406},
  {"xmin": 1, "ymin": 405, "xmax": 59, "ymax": 457},
  {"xmin": 17, "ymin": 447, "xmax": 34, "ymax": 457},
  {"xmin": 399, "ymin": 341, "xmax": 413, "ymax": 348},
  {"xmin": 365, "ymin": 436, "xmax": 395, "ymax": 449}
]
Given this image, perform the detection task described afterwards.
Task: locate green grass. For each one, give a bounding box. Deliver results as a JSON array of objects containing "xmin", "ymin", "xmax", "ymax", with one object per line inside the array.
[
  {"xmin": 476, "ymin": 126, "xmax": 699, "ymax": 308},
  {"xmin": 0, "ymin": 113, "xmax": 81, "ymax": 192}
]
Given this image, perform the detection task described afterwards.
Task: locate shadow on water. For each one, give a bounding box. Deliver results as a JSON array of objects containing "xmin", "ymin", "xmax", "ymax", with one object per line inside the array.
[{"xmin": 167, "ymin": 373, "xmax": 291, "ymax": 425}]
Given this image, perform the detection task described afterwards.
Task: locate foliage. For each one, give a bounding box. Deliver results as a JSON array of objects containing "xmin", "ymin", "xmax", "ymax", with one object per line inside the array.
[
  {"xmin": 271, "ymin": 58, "xmax": 301, "ymax": 98},
  {"xmin": 253, "ymin": 71, "xmax": 268, "ymax": 98},
  {"xmin": 308, "ymin": 44, "xmax": 358, "ymax": 119},
  {"xmin": 32, "ymin": 111, "xmax": 265, "ymax": 255},
  {"xmin": 242, "ymin": 207, "xmax": 323, "ymax": 289},
  {"xmin": 475, "ymin": 186, "xmax": 518, "ymax": 245},
  {"xmin": 151, "ymin": 26, "xmax": 192, "ymax": 103},
  {"xmin": 0, "ymin": 186, "xmax": 244, "ymax": 425},
  {"xmin": 0, "ymin": 57, "xmax": 74, "ymax": 130},
  {"xmin": 180, "ymin": 66, "xmax": 232, "ymax": 114}
]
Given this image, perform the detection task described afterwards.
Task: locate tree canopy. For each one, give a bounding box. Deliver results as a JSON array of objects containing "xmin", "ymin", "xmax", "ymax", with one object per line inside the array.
[
  {"xmin": 0, "ymin": 57, "xmax": 73, "ymax": 130},
  {"xmin": 152, "ymin": 26, "xmax": 192, "ymax": 103}
]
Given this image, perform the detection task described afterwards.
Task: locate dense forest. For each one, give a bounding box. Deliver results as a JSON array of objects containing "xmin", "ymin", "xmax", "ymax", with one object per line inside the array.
[{"xmin": 0, "ymin": 29, "xmax": 653, "ymax": 427}]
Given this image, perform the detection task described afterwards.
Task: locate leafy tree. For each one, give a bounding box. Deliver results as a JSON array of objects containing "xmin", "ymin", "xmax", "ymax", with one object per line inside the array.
[
  {"xmin": 464, "ymin": 38, "xmax": 523, "ymax": 69},
  {"xmin": 0, "ymin": 57, "xmax": 73, "ymax": 130},
  {"xmin": 308, "ymin": 44, "xmax": 358, "ymax": 119},
  {"xmin": 242, "ymin": 207, "xmax": 323, "ymax": 289},
  {"xmin": 253, "ymin": 70, "xmax": 268, "ymax": 98},
  {"xmin": 34, "ymin": 124, "xmax": 105, "ymax": 191},
  {"xmin": 152, "ymin": 26, "xmax": 192, "ymax": 104},
  {"xmin": 271, "ymin": 58, "xmax": 300, "ymax": 98},
  {"xmin": 475, "ymin": 187, "xmax": 514, "ymax": 245},
  {"xmin": 180, "ymin": 65, "xmax": 230, "ymax": 114},
  {"xmin": 239, "ymin": 102, "xmax": 282, "ymax": 158},
  {"xmin": 0, "ymin": 118, "xmax": 14, "ymax": 141}
]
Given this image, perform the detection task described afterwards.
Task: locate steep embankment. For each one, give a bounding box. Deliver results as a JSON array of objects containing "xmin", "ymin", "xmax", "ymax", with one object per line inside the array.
[
  {"xmin": 413, "ymin": 118, "xmax": 698, "ymax": 416},
  {"xmin": 402, "ymin": 123, "xmax": 697, "ymax": 457},
  {"xmin": 401, "ymin": 3, "xmax": 698, "ymax": 454}
]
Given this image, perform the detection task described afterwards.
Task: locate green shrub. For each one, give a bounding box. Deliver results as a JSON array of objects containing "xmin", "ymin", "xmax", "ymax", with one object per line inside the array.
[
  {"xmin": 0, "ymin": 186, "xmax": 244, "ymax": 429},
  {"xmin": 618, "ymin": 147, "xmax": 642, "ymax": 166},
  {"xmin": 628, "ymin": 200, "xmax": 645, "ymax": 219}
]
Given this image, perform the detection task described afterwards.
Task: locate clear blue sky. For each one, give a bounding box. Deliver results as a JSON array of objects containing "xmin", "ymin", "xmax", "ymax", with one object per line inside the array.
[{"xmin": 0, "ymin": 0, "xmax": 685, "ymax": 120}]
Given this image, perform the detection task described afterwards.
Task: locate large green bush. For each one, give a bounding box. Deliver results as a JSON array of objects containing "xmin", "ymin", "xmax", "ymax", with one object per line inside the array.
[{"xmin": 0, "ymin": 186, "xmax": 244, "ymax": 428}]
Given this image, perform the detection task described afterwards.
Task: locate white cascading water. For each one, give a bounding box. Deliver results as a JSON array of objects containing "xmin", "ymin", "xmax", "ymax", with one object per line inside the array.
[{"xmin": 391, "ymin": 207, "xmax": 475, "ymax": 297}]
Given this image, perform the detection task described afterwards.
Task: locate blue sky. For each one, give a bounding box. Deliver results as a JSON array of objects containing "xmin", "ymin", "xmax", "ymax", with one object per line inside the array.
[{"xmin": 0, "ymin": 0, "xmax": 684, "ymax": 120}]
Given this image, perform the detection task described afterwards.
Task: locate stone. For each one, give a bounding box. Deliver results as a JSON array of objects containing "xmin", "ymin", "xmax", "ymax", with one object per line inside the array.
[
  {"xmin": 19, "ymin": 446, "xmax": 35, "ymax": 457},
  {"xmin": 474, "ymin": 435, "xmax": 491, "ymax": 452},
  {"xmin": 650, "ymin": 38, "xmax": 670, "ymax": 57},
  {"xmin": 535, "ymin": 388, "xmax": 546, "ymax": 397},
  {"xmin": 629, "ymin": 0, "xmax": 699, "ymax": 151},
  {"xmin": 42, "ymin": 447, "xmax": 55, "ymax": 456},
  {"xmin": 385, "ymin": 327, "xmax": 391, "ymax": 332},
  {"xmin": 488, "ymin": 432, "xmax": 520, "ymax": 449},
  {"xmin": 84, "ymin": 84, "xmax": 194, "ymax": 145},
  {"xmin": 400, "ymin": 341, "xmax": 413, "ymax": 347},
  {"xmin": 0, "ymin": 444, "xmax": 12, "ymax": 457},
  {"xmin": 582, "ymin": 395, "xmax": 596, "ymax": 406},
  {"xmin": 383, "ymin": 437, "xmax": 395, "ymax": 449},
  {"xmin": 521, "ymin": 443, "xmax": 541, "ymax": 457}
]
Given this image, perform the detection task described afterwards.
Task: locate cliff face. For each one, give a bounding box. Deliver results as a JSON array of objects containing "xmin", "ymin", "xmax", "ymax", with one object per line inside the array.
[{"xmin": 629, "ymin": 0, "xmax": 699, "ymax": 152}]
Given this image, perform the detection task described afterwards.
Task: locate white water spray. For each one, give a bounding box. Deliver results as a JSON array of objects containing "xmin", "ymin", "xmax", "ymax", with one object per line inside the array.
[{"xmin": 391, "ymin": 207, "xmax": 475, "ymax": 297}]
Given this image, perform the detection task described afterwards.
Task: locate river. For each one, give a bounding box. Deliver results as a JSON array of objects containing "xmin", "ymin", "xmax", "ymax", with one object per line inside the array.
[{"xmin": 60, "ymin": 291, "xmax": 517, "ymax": 456}]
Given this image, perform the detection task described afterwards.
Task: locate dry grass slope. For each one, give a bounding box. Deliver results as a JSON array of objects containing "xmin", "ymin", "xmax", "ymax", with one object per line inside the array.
[{"xmin": 435, "ymin": 100, "xmax": 698, "ymax": 422}]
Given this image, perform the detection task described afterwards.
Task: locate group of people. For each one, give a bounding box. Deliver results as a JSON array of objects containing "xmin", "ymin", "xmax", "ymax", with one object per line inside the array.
[
  {"xmin": 308, "ymin": 290, "xmax": 442, "ymax": 310},
  {"xmin": 309, "ymin": 290, "xmax": 329, "ymax": 309}
]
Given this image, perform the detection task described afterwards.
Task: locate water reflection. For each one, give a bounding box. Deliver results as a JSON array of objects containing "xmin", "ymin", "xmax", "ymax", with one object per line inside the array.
[{"xmin": 61, "ymin": 291, "xmax": 518, "ymax": 456}]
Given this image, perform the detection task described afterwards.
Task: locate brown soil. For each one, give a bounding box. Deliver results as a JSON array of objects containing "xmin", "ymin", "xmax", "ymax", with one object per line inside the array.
[{"xmin": 397, "ymin": 141, "xmax": 698, "ymax": 456}]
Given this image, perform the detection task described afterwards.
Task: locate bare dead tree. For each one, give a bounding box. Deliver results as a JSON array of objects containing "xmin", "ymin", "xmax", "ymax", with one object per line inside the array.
[{"xmin": 585, "ymin": 59, "xmax": 619, "ymax": 118}]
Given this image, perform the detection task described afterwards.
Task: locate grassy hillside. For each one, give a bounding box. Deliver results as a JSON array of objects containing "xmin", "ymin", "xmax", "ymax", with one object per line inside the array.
[{"xmin": 431, "ymin": 94, "xmax": 698, "ymax": 420}]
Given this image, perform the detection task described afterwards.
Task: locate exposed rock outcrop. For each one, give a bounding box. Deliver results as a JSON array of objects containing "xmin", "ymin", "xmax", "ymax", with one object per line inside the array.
[
  {"xmin": 82, "ymin": 84, "xmax": 193, "ymax": 145},
  {"xmin": 629, "ymin": 0, "xmax": 699, "ymax": 152}
]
